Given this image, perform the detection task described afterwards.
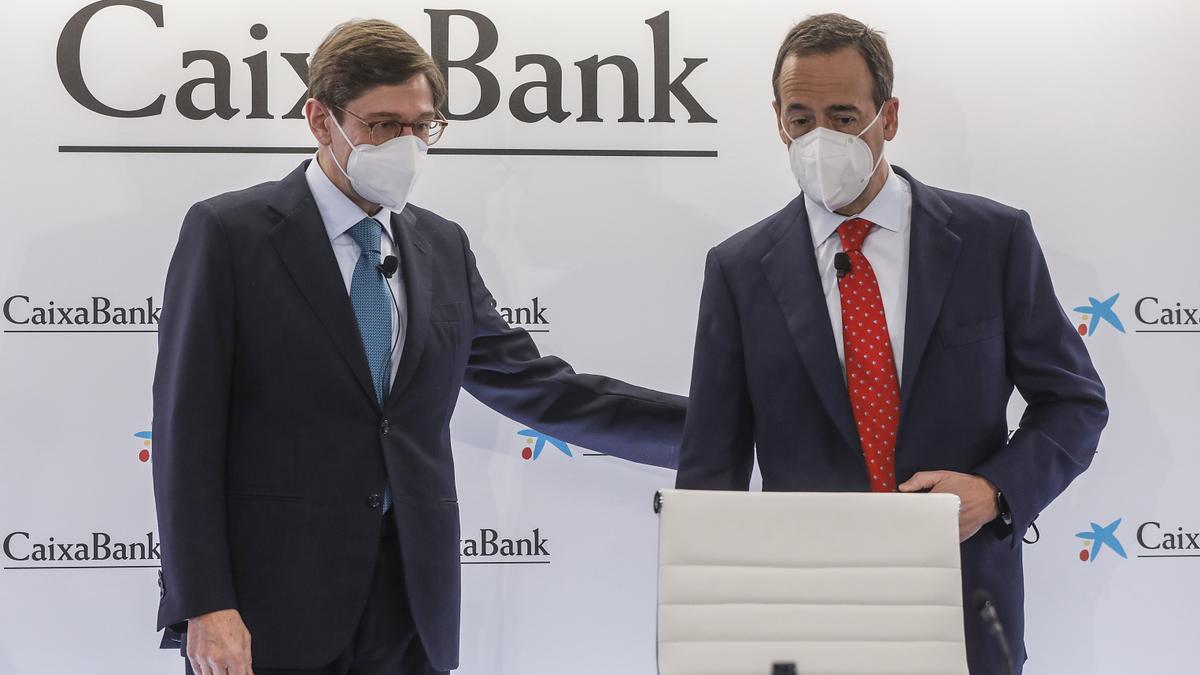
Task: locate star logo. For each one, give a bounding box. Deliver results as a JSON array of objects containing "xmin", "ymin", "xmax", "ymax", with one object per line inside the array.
[
  {"xmin": 517, "ymin": 429, "xmax": 572, "ymax": 461},
  {"xmin": 1076, "ymin": 518, "xmax": 1128, "ymax": 562},
  {"xmin": 135, "ymin": 431, "xmax": 152, "ymax": 463},
  {"xmin": 1073, "ymin": 293, "xmax": 1125, "ymax": 336}
]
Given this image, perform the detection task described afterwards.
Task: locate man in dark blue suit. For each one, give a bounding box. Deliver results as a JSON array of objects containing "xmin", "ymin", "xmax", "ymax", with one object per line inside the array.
[
  {"xmin": 152, "ymin": 19, "xmax": 684, "ymax": 675},
  {"xmin": 675, "ymin": 14, "xmax": 1107, "ymax": 675}
]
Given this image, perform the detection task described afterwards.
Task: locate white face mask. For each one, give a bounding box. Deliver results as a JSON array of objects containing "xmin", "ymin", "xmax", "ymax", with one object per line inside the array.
[
  {"xmin": 328, "ymin": 112, "xmax": 428, "ymax": 212},
  {"xmin": 784, "ymin": 106, "xmax": 886, "ymax": 213}
]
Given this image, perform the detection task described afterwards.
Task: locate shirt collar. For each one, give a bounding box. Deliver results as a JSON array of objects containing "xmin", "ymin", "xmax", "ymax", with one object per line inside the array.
[
  {"xmin": 804, "ymin": 166, "xmax": 910, "ymax": 249},
  {"xmin": 304, "ymin": 155, "xmax": 395, "ymax": 243}
]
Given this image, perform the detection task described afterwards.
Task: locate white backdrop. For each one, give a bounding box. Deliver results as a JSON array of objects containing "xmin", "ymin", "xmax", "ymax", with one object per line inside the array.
[{"xmin": 1, "ymin": 1, "xmax": 1197, "ymax": 673}]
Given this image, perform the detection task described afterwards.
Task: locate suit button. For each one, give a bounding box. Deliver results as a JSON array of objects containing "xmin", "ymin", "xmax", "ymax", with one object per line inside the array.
[
  {"xmin": 367, "ymin": 493, "xmax": 383, "ymax": 509},
  {"xmin": 380, "ymin": 419, "xmax": 390, "ymax": 436}
]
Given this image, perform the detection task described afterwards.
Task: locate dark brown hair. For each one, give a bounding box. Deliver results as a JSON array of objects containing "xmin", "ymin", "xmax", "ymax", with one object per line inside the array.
[
  {"xmin": 308, "ymin": 19, "xmax": 447, "ymax": 119},
  {"xmin": 772, "ymin": 13, "xmax": 893, "ymax": 111}
]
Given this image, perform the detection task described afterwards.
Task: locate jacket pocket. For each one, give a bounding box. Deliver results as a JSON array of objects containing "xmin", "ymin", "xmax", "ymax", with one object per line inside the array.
[
  {"xmin": 940, "ymin": 316, "xmax": 1003, "ymax": 347},
  {"xmin": 229, "ymin": 492, "xmax": 307, "ymax": 503}
]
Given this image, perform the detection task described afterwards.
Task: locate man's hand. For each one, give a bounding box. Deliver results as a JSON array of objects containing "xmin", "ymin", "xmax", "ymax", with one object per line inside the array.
[
  {"xmin": 898, "ymin": 471, "xmax": 1000, "ymax": 542},
  {"xmin": 187, "ymin": 608, "xmax": 254, "ymax": 675}
]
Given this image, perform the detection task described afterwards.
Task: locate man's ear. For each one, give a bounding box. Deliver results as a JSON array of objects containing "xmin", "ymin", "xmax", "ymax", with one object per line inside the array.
[
  {"xmin": 306, "ymin": 99, "xmax": 334, "ymax": 147},
  {"xmin": 882, "ymin": 97, "xmax": 900, "ymax": 142}
]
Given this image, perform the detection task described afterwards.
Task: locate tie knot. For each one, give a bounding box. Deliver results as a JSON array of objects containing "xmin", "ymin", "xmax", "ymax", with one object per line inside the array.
[
  {"xmin": 836, "ymin": 217, "xmax": 874, "ymax": 252},
  {"xmin": 347, "ymin": 217, "xmax": 383, "ymax": 257}
]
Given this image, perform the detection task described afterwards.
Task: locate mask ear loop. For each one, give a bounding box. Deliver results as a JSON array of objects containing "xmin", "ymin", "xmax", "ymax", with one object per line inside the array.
[
  {"xmin": 856, "ymin": 104, "xmax": 886, "ymax": 139},
  {"xmin": 858, "ymin": 104, "xmax": 888, "ymax": 180},
  {"xmin": 780, "ymin": 112, "xmax": 797, "ymax": 145},
  {"xmin": 324, "ymin": 104, "xmax": 357, "ymax": 182}
]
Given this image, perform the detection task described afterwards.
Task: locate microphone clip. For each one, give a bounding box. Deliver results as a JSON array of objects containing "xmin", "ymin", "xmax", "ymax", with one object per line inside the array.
[
  {"xmin": 377, "ymin": 255, "xmax": 399, "ymax": 279},
  {"xmin": 834, "ymin": 251, "xmax": 852, "ymax": 279}
]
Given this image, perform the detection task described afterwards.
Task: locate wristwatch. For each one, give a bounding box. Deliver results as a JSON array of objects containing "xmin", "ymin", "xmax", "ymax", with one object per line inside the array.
[{"xmin": 995, "ymin": 490, "xmax": 1013, "ymax": 526}]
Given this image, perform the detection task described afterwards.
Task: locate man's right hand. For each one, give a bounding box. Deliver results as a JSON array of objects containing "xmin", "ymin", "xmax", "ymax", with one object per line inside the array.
[{"xmin": 187, "ymin": 608, "xmax": 254, "ymax": 675}]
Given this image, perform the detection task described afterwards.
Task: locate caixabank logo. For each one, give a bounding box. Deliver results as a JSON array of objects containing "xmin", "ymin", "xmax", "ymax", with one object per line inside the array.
[
  {"xmin": 1076, "ymin": 518, "xmax": 1127, "ymax": 562},
  {"xmin": 460, "ymin": 528, "xmax": 551, "ymax": 566},
  {"xmin": 2, "ymin": 294, "xmax": 161, "ymax": 334},
  {"xmin": 1073, "ymin": 293, "xmax": 1125, "ymax": 337},
  {"xmin": 57, "ymin": 3, "xmax": 717, "ymax": 157},
  {"xmin": 495, "ymin": 297, "xmax": 552, "ymax": 334},
  {"xmin": 514, "ymin": 428, "xmax": 607, "ymax": 462},
  {"xmin": 518, "ymin": 429, "xmax": 572, "ymax": 461},
  {"xmin": 1074, "ymin": 517, "xmax": 1200, "ymax": 562},
  {"xmin": 135, "ymin": 430, "xmax": 153, "ymax": 463},
  {"xmin": 3, "ymin": 531, "xmax": 161, "ymax": 570},
  {"xmin": 1072, "ymin": 292, "xmax": 1200, "ymax": 336}
]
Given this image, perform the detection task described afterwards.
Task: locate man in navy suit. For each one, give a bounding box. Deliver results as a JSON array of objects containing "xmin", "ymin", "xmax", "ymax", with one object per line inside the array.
[
  {"xmin": 152, "ymin": 19, "xmax": 684, "ymax": 675},
  {"xmin": 675, "ymin": 14, "xmax": 1107, "ymax": 675}
]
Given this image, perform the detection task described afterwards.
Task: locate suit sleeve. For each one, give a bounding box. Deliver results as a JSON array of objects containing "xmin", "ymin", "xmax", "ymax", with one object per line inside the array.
[
  {"xmin": 973, "ymin": 210, "xmax": 1109, "ymax": 543},
  {"xmin": 457, "ymin": 227, "xmax": 685, "ymax": 469},
  {"xmin": 674, "ymin": 249, "xmax": 756, "ymax": 490},
  {"xmin": 152, "ymin": 200, "xmax": 238, "ymax": 630}
]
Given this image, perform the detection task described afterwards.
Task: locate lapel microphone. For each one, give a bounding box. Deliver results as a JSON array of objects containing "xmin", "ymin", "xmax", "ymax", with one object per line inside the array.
[
  {"xmin": 377, "ymin": 255, "xmax": 399, "ymax": 279},
  {"xmin": 375, "ymin": 254, "xmax": 402, "ymax": 400},
  {"xmin": 834, "ymin": 252, "xmax": 852, "ymax": 279}
]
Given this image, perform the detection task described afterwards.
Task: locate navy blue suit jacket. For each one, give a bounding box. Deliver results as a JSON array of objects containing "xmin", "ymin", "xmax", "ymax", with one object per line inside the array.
[
  {"xmin": 152, "ymin": 161, "xmax": 685, "ymax": 670},
  {"xmin": 675, "ymin": 166, "xmax": 1107, "ymax": 674}
]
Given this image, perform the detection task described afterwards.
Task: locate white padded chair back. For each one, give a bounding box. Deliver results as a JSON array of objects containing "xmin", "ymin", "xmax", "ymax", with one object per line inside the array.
[{"xmin": 656, "ymin": 490, "xmax": 969, "ymax": 675}]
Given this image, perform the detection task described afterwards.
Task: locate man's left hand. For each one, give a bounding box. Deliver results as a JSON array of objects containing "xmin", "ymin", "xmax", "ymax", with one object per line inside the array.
[{"xmin": 898, "ymin": 470, "xmax": 999, "ymax": 542}]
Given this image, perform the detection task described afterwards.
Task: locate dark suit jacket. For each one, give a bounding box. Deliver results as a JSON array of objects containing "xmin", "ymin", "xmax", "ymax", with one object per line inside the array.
[
  {"xmin": 675, "ymin": 166, "xmax": 1107, "ymax": 675},
  {"xmin": 152, "ymin": 160, "xmax": 686, "ymax": 671}
]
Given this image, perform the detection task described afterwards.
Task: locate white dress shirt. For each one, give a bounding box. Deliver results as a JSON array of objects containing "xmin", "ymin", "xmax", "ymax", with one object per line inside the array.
[
  {"xmin": 305, "ymin": 156, "xmax": 408, "ymax": 386},
  {"xmin": 805, "ymin": 166, "xmax": 913, "ymax": 383}
]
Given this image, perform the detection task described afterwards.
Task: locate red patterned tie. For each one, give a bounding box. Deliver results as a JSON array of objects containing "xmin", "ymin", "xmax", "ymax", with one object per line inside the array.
[{"xmin": 837, "ymin": 218, "xmax": 899, "ymax": 492}]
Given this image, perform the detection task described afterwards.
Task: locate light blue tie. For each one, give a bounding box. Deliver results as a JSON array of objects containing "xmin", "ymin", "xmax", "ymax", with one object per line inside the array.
[{"xmin": 347, "ymin": 217, "xmax": 393, "ymax": 512}]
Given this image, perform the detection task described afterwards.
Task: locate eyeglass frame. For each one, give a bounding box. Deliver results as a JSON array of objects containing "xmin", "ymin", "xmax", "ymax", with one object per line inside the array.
[{"xmin": 335, "ymin": 105, "xmax": 449, "ymax": 145}]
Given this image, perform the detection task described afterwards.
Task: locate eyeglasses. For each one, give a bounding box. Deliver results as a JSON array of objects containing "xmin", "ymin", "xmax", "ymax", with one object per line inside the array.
[{"xmin": 336, "ymin": 106, "xmax": 449, "ymax": 145}]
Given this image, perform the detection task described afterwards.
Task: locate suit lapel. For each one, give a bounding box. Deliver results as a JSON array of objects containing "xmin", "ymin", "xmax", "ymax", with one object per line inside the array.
[
  {"xmin": 894, "ymin": 167, "xmax": 961, "ymax": 423},
  {"xmin": 266, "ymin": 162, "xmax": 379, "ymax": 409},
  {"xmin": 385, "ymin": 207, "xmax": 432, "ymax": 405},
  {"xmin": 761, "ymin": 198, "xmax": 862, "ymax": 454}
]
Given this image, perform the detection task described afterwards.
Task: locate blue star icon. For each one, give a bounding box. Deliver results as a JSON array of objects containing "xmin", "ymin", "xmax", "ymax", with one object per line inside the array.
[
  {"xmin": 1076, "ymin": 518, "xmax": 1128, "ymax": 562},
  {"xmin": 1073, "ymin": 293, "xmax": 1125, "ymax": 335},
  {"xmin": 518, "ymin": 429, "xmax": 572, "ymax": 460}
]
